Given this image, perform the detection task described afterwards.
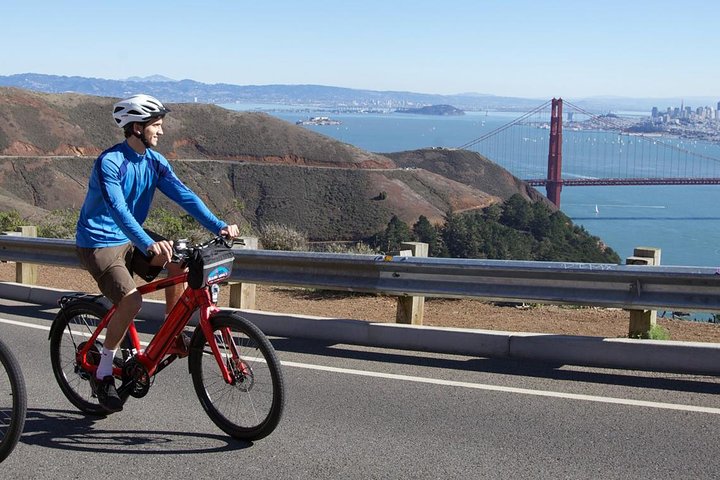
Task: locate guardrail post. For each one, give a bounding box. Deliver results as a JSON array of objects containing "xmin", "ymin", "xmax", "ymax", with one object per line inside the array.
[
  {"xmin": 229, "ymin": 236, "xmax": 258, "ymax": 309},
  {"xmin": 396, "ymin": 242, "xmax": 428, "ymax": 325},
  {"xmin": 15, "ymin": 226, "xmax": 38, "ymax": 285},
  {"xmin": 626, "ymin": 246, "xmax": 661, "ymax": 338}
]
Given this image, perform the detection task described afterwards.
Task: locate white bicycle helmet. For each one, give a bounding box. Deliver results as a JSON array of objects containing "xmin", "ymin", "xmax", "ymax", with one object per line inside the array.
[{"xmin": 112, "ymin": 94, "xmax": 170, "ymax": 128}]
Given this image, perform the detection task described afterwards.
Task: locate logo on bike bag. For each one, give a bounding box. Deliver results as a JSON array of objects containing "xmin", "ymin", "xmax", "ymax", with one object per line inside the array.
[{"xmin": 207, "ymin": 266, "xmax": 231, "ymax": 284}]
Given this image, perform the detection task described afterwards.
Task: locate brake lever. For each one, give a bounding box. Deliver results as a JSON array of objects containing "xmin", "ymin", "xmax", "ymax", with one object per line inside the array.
[
  {"xmin": 217, "ymin": 235, "xmax": 234, "ymax": 248},
  {"xmin": 171, "ymin": 238, "xmax": 190, "ymax": 263}
]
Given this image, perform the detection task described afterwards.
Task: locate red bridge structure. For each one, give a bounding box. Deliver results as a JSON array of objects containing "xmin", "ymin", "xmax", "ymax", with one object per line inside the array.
[{"xmin": 458, "ymin": 98, "xmax": 720, "ymax": 207}]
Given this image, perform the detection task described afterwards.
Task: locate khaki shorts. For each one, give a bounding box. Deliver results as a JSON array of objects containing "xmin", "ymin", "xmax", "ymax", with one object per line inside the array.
[
  {"xmin": 77, "ymin": 230, "xmax": 167, "ymax": 304},
  {"xmin": 76, "ymin": 243, "xmax": 136, "ymax": 305}
]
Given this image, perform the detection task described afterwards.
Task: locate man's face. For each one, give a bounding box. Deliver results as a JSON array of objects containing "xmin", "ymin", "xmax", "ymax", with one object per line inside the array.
[{"xmin": 142, "ymin": 117, "xmax": 164, "ymax": 147}]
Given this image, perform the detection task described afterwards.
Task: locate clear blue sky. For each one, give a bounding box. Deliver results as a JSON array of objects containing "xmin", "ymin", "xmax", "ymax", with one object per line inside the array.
[{"xmin": 3, "ymin": 0, "xmax": 718, "ymax": 99}]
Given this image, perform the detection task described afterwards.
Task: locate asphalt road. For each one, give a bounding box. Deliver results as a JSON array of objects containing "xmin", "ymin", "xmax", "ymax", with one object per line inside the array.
[{"xmin": 1, "ymin": 297, "xmax": 719, "ymax": 480}]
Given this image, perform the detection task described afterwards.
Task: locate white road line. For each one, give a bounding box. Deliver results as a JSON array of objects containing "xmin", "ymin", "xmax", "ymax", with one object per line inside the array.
[
  {"xmin": 4, "ymin": 317, "xmax": 718, "ymax": 415},
  {"xmin": 283, "ymin": 360, "xmax": 720, "ymax": 415},
  {"xmin": 1, "ymin": 318, "xmax": 51, "ymax": 332}
]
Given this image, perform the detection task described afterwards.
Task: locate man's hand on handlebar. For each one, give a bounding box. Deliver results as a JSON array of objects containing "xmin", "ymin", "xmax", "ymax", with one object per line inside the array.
[
  {"xmin": 147, "ymin": 239, "xmax": 175, "ymax": 264},
  {"xmin": 220, "ymin": 224, "xmax": 240, "ymax": 239}
]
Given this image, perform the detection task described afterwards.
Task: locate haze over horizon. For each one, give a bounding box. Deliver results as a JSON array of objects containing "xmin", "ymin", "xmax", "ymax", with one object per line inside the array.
[{"xmin": 4, "ymin": 0, "xmax": 719, "ymax": 100}]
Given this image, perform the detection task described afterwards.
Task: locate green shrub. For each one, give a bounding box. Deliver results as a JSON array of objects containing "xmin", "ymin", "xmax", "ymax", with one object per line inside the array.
[
  {"xmin": 630, "ymin": 324, "xmax": 671, "ymax": 340},
  {"xmin": 144, "ymin": 207, "xmax": 206, "ymax": 243},
  {"xmin": 37, "ymin": 209, "xmax": 79, "ymax": 239},
  {"xmin": 0, "ymin": 210, "xmax": 23, "ymax": 232},
  {"xmin": 320, "ymin": 241, "xmax": 377, "ymax": 255},
  {"xmin": 648, "ymin": 324, "xmax": 671, "ymax": 340},
  {"xmin": 259, "ymin": 223, "xmax": 308, "ymax": 251}
]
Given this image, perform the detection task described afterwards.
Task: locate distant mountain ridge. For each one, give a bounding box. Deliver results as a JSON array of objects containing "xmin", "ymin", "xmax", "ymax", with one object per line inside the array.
[
  {"xmin": 0, "ymin": 72, "xmax": 713, "ymax": 113},
  {"xmin": 0, "ymin": 73, "xmax": 545, "ymax": 111},
  {"xmin": 125, "ymin": 75, "xmax": 176, "ymax": 83}
]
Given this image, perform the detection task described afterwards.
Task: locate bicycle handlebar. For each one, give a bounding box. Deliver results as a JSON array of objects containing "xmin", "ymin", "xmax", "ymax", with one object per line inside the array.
[{"xmin": 170, "ymin": 235, "xmax": 241, "ymax": 264}]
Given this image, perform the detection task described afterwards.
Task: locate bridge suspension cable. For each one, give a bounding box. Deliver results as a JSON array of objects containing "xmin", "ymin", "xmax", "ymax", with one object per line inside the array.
[{"xmin": 457, "ymin": 100, "xmax": 551, "ymax": 150}]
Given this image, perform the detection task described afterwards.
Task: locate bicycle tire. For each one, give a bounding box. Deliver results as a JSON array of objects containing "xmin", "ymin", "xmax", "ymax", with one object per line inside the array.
[
  {"xmin": 49, "ymin": 300, "xmax": 115, "ymax": 415},
  {"xmin": 0, "ymin": 338, "xmax": 27, "ymax": 463},
  {"xmin": 189, "ymin": 312, "xmax": 285, "ymax": 440}
]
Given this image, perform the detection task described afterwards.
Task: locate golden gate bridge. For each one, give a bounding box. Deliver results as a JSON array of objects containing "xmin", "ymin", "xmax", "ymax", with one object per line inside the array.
[{"xmin": 458, "ymin": 98, "xmax": 720, "ymax": 207}]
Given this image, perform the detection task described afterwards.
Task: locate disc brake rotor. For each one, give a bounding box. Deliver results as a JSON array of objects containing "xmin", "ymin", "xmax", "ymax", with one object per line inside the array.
[{"xmin": 229, "ymin": 358, "xmax": 254, "ymax": 392}]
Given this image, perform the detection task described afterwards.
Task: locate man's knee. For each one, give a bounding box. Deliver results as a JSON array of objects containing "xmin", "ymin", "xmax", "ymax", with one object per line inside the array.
[{"xmin": 119, "ymin": 289, "xmax": 143, "ymax": 314}]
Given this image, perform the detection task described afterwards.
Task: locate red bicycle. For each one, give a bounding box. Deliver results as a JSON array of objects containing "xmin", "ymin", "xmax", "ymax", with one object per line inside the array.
[{"xmin": 49, "ymin": 236, "xmax": 285, "ymax": 440}]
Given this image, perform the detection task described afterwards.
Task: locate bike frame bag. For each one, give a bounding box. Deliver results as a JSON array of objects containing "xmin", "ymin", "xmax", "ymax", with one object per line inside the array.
[{"xmin": 187, "ymin": 245, "xmax": 235, "ymax": 289}]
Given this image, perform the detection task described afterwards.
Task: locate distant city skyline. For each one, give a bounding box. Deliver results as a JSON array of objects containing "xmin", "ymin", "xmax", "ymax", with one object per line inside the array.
[
  {"xmin": 4, "ymin": 0, "xmax": 719, "ymax": 99},
  {"xmin": 651, "ymin": 100, "xmax": 720, "ymax": 122}
]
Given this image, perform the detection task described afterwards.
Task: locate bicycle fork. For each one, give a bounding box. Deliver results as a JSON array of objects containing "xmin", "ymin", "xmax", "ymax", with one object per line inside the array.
[{"xmin": 198, "ymin": 311, "xmax": 244, "ymax": 386}]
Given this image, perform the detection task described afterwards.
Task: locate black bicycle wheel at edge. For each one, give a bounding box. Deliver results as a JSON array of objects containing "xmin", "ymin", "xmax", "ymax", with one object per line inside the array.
[
  {"xmin": 49, "ymin": 300, "xmax": 128, "ymax": 415},
  {"xmin": 0, "ymin": 338, "xmax": 26, "ymax": 463},
  {"xmin": 189, "ymin": 312, "xmax": 285, "ymax": 441}
]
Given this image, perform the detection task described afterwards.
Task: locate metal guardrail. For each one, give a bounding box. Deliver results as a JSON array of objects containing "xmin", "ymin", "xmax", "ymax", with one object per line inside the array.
[{"xmin": 1, "ymin": 236, "xmax": 720, "ymax": 313}]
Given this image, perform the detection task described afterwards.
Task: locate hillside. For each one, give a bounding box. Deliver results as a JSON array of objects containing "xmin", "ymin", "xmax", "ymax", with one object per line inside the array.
[
  {"xmin": 0, "ymin": 87, "xmax": 391, "ymax": 167},
  {"xmin": 0, "ymin": 87, "xmax": 543, "ymax": 241},
  {"xmin": 0, "ymin": 156, "xmax": 502, "ymax": 240},
  {"xmin": 385, "ymin": 148, "xmax": 551, "ymax": 206}
]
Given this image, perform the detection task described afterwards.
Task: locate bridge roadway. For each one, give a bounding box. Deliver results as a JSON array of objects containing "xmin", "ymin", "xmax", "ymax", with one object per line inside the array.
[
  {"xmin": 1, "ymin": 297, "xmax": 720, "ymax": 479},
  {"xmin": 525, "ymin": 177, "xmax": 720, "ymax": 187}
]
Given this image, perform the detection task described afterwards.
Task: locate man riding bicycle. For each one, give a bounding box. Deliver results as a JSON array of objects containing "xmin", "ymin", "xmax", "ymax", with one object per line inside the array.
[{"xmin": 75, "ymin": 94, "xmax": 239, "ymax": 412}]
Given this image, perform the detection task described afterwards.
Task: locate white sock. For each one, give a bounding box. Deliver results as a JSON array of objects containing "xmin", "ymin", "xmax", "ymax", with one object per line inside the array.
[{"xmin": 96, "ymin": 347, "xmax": 117, "ymax": 380}]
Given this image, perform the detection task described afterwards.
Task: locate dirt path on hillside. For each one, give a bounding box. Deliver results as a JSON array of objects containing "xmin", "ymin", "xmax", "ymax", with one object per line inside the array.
[{"xmin": 2, "ymin": 263, "xmax": 719, "ymax": 343}]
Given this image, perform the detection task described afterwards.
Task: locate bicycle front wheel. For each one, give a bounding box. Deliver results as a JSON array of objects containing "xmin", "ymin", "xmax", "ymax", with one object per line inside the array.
[
  {"xmin": 189, "ymin": 312, "xmax": 285, "ymax": 440},
  {"xmin": 0, "ymin": 339, "xmax": 27, "ymax": 463}
]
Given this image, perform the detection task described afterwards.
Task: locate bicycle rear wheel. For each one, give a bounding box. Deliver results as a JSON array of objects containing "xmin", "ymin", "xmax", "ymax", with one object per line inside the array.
[
  {"xmin": 49, "ymin": 300, "xmax": 113, "ymax": 415},
  {"xmin": 189, "ymin": 312, "xmax": 285, "ymax": 440},
  {"xmin": 0, "ymin": 339, "xmax": 26, "ymax": 463}
]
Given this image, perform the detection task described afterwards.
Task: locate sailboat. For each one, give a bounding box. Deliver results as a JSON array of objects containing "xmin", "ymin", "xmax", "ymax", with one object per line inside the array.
[{"xmin": 594, "ymin": 204, "xmax": 599, "ymax": 215}]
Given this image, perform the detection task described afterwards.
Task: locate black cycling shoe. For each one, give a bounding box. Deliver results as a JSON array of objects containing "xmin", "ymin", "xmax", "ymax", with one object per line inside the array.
[{"xmin": 93, "ymin": 375, "xmax": 123, "ymax": 413}]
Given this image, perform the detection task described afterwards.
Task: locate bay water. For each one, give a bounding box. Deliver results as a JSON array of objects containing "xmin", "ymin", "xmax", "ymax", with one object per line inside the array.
[{"xmin": 222, "ymin": 104, "xmax": 720, "ymax": 269}]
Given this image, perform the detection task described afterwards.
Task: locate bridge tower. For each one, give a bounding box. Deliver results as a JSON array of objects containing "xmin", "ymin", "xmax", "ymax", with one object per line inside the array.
[{"xmin": 546, "ymin": 98, "xmax": 563, "ymax": 207}]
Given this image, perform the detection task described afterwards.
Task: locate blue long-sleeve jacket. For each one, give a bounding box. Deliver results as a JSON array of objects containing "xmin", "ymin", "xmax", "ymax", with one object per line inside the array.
[{"xmin": 76, "ymin": 141, "xmax": 225, "ymax": 252}]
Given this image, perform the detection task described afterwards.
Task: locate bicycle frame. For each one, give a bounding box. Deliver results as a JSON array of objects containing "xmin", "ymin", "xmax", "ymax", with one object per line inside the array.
[{"xmin": 75, "ymin": 271, "xmax": 239, "ymax": 384}]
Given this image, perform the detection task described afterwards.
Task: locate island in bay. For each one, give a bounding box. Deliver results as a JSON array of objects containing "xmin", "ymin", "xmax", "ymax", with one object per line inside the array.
[{"xmin": 395, "ymin": 104, "xmax": 465, "ymax": 116}]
